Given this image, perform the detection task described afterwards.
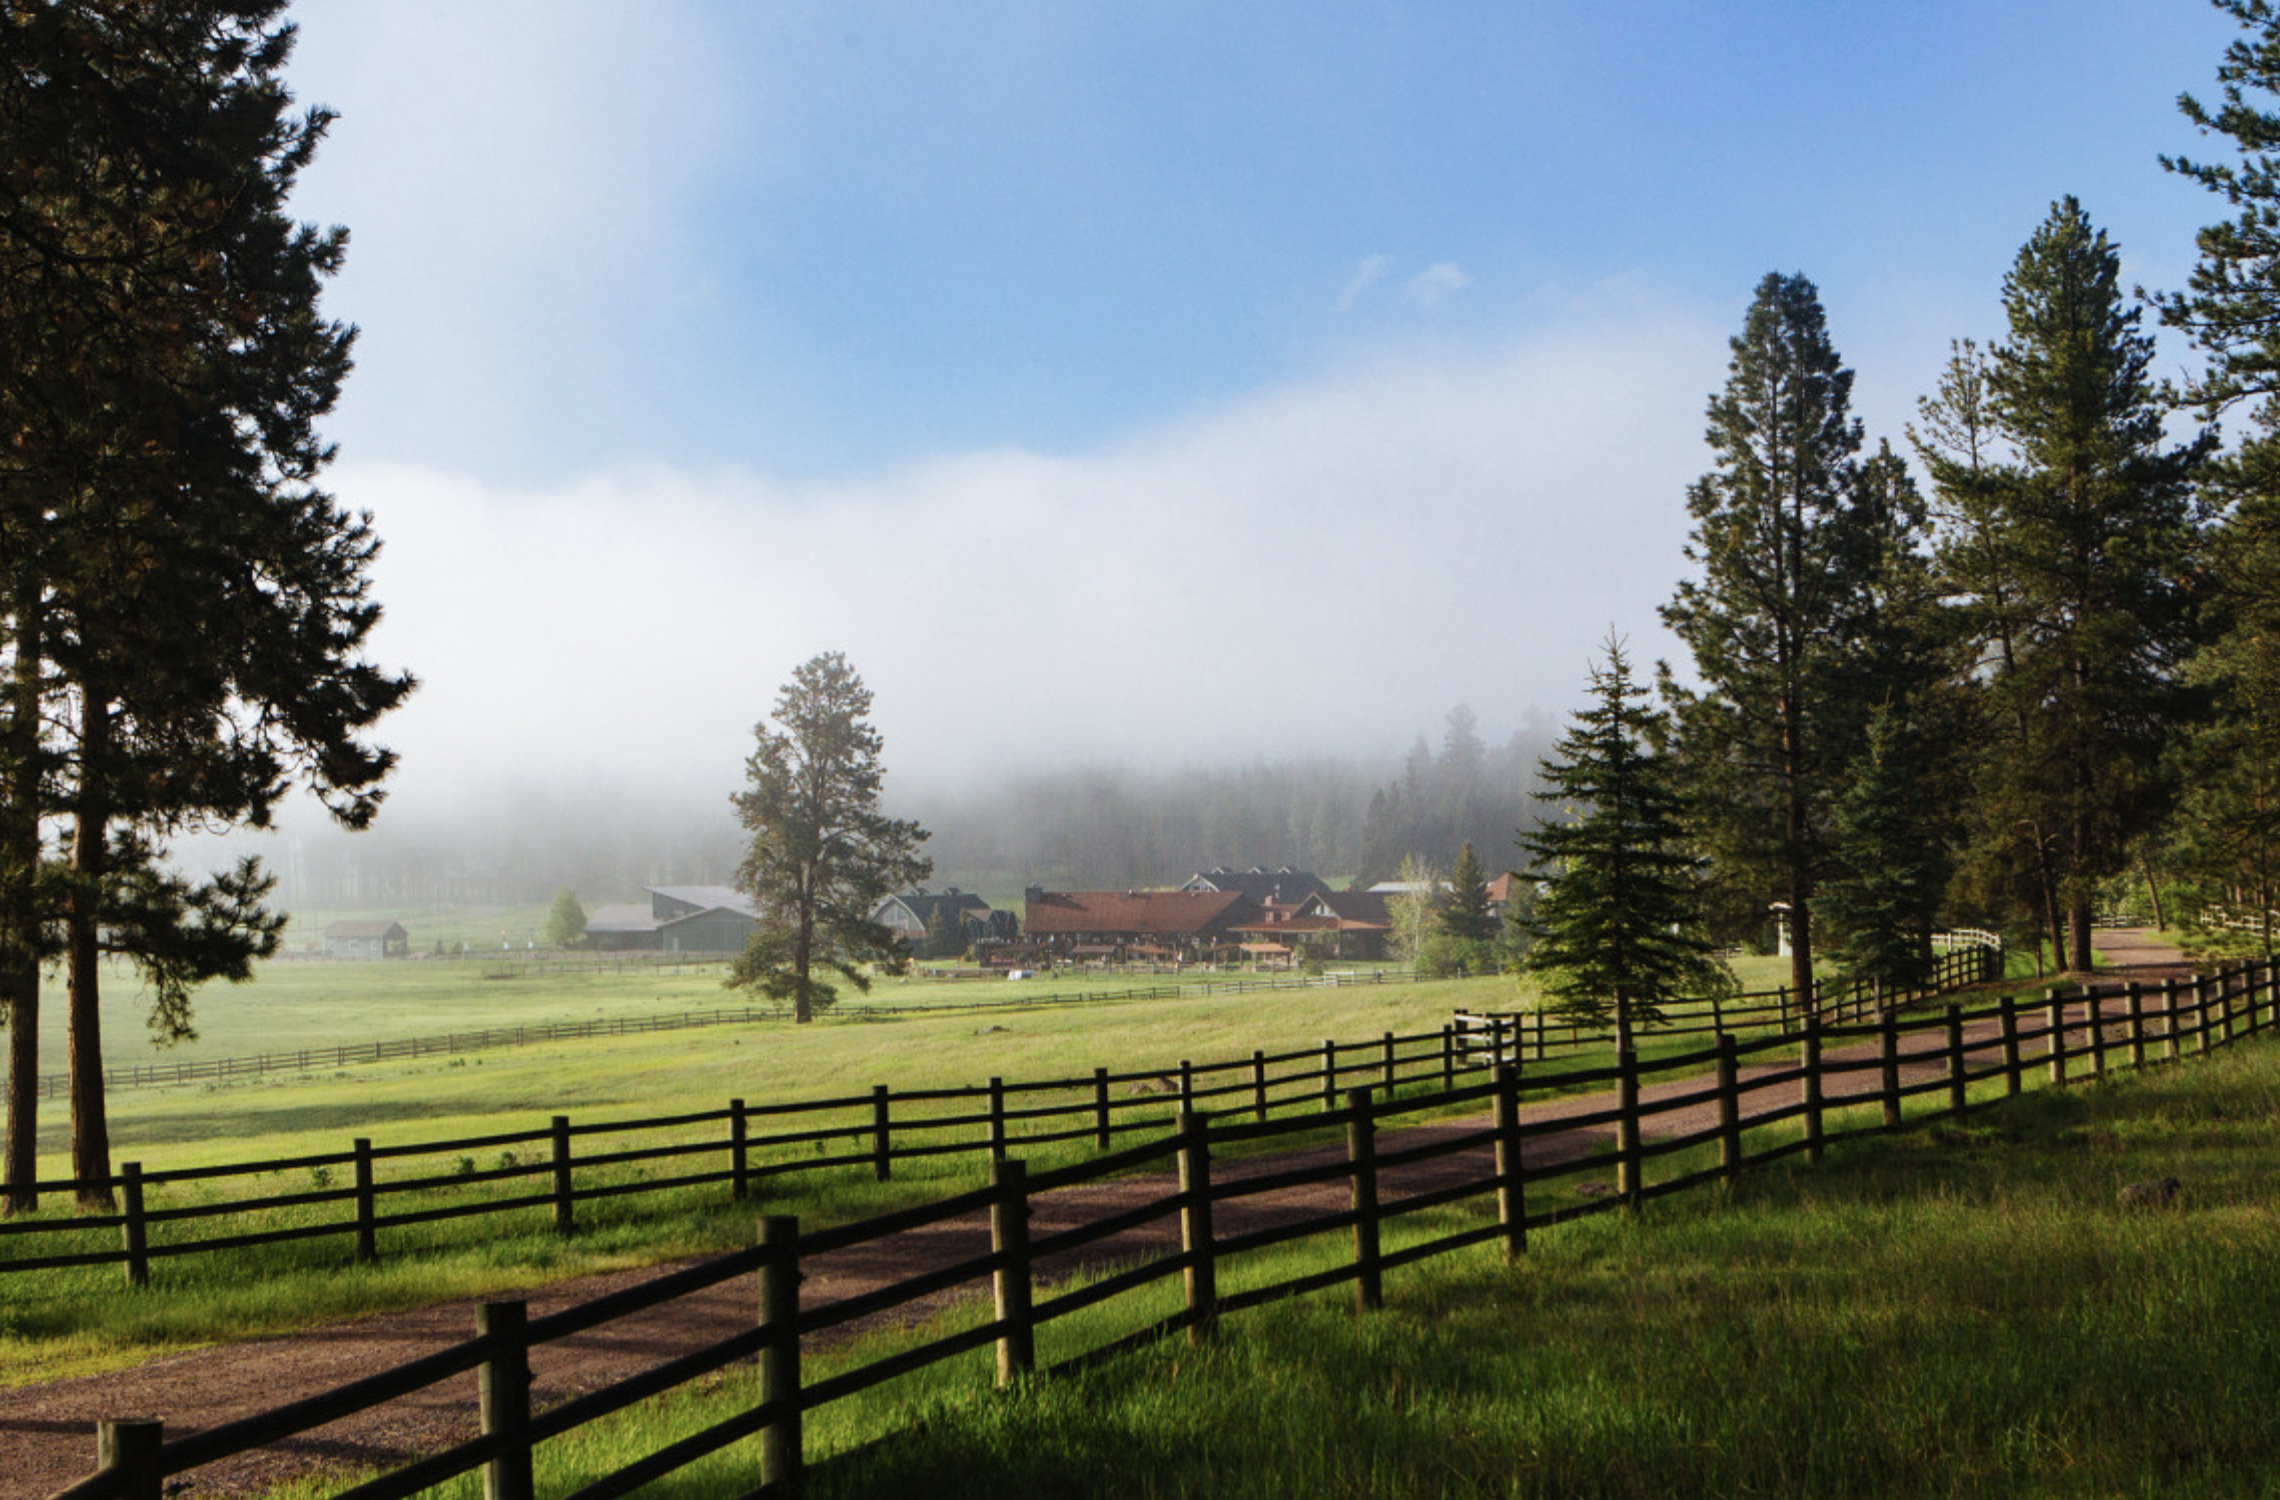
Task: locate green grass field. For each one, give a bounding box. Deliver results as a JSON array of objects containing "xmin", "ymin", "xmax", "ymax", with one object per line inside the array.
[
  {"xmin": 0, "ymin": 947, "xmax": 1819, "ymax": 1386},
  {"xmin": 248, "ymin": 999, "xmax": 2280, "ymax": 1500}
]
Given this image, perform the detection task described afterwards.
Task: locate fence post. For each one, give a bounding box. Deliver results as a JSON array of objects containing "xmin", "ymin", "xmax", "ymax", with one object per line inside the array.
[
  {"xmin": 1945, "ymin": 1005, "xmax": 1966, "ymax": 1116},
  {"xmin": 1711, "ymin": 990, "xmax": 1724, "ymax": 1040},
  {"xmin": 1617, "ymin": 1047, "xmax": 1642, "ymax": 1207},
  {"xmin": 990, "ymin": 1158, "xmax": 1034, "ymax": 1385},
  {"xmin": 93, "ymin": 1418, "xmax": 165, "ymax": 1500},
  {"xmin": 1495, "ymin": 1063, "xmax": 1525, "ymax": 1259},
  {"xmin": 121, "ymin": 1161, "xmax": 149, "ymax": 1290},
  {"xmin": 869, "ymin": 1086, "xmax": 892, "ymax": 1181},
  {"xmin": 1441, "ymin": 1025, "xmax": 1454, "ymax": 1090},
  {"xmin": 1536, "ymin": 1010, "xmax": 1548, "ymax": 1063},
  {"xmin": 2127, "ymin": 982, "xmax": 2146, "ymax": 1071},
  {"xmin": 1716, "ymin": 1035, "xmax": 1741, "ymax": 1187},
  {"xmin": 1778, "ymin": 985, "xmax": 1790, "ymax": 1034},
  {"xmin": 354, "ymin": 1138, "xmax": 378, "ymax": 1264},
  {"xmin": 2045, "ymin": 990, "xmax": 2068, "ymax": 1087},
  {"xmin": 1802, "ymin": 1018, "xmax": 1824, "ymax": 1166},
  {"xmin": 2193, "ymin": 975, "xmax": 2212, "ymax": 1056},
  {"xmin": 1251, "ymin": 1050, "xmax": 1268, "ymax": 1121},
  {"xmin": 1879, "ymin": 1011, "xmax": 1901, "ymax": 1130},
  {"xmin": 1177, "ymin": 1109, "xmax": 1217, "ymax": 1345},
  {"xmin": 1094, "ymin": 1067, "xmax": 1111, "ymax": 1150},
  {"xmin": 477, "ymin": 1300, "xmax": 534, "ymax": 1500},
  {"xmin": 2000, "ymin": 995, "xmax": 2021, "ymax": 1096},
  {"xmin": 2163, "ymin": 978, "xmax": 2182, "ymax": 1062},
  {"xmin": 1321, "ymin": 1040, "xmax": 1338, "ymax": 1113},
  {"xmin": 1382, "ymin": 1031, "xmax": 1397, "ymax": 1091},
  {"xmin": 729, "ymin": 1101, "xmax": 750, "ymax": 1202},
  {"xmin": 1180, "ymin": 1059, "xmax": 1195, "ymax": 1112},
  {"xmin": 1346, "ymin": 1088, "xmax": 1381, "ymax": 1313},
  {"xmin": 988, "ymin": 1077, "xmax": 1007, "ymax": 1161},
  {"xmin": 2089, "ymin": 989, "xmax": 2107, "ymax": 1076},
  {"xmin": 758, "ymin": 1215, "xmax": 803, "ymax": 1495},
  {"xmin": 551, "ymin": 1116, "xmax": 573, "ymax": 1235}
]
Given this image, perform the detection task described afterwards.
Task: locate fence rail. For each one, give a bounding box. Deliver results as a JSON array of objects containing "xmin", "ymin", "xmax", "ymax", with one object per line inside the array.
[
  {"xmin": 0, "ymin": 947, "xmax": 1994, "ymax": 1288},
  {"xmin": 51, "ymin": 953, "xmax": 2278, "ymax": 1500}
]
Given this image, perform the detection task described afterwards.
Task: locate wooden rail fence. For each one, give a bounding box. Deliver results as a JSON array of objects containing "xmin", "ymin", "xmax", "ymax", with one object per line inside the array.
[
  {"xmin": 48, "ymin": 954, "xmax": 2276, "ymax": 1500},
  {"xmin": 0, "ymin": 948, "xmax": 2000, "ymax": 1287}
]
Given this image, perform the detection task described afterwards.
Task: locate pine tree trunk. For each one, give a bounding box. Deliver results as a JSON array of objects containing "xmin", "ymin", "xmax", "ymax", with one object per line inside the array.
[
  {"xmin": 2069, "ymin": 805, "xmax": 2094, "ymax": 974},
  {"xmin": 2140, "ymin": 855, "xmax": 2166, "ymax": 932},
  {"xmin": 1, "ymin": 587, "xmax": 43, "ymax": 1214},
  {"xmin": 66, "ymin": 694, "xmax": 113, "ymax": 1210}
]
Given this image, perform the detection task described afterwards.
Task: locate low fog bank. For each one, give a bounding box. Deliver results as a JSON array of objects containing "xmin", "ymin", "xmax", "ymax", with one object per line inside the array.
[{"xmin": 174, "ymin": 707, "xmax": 1567, "ymax": 913}]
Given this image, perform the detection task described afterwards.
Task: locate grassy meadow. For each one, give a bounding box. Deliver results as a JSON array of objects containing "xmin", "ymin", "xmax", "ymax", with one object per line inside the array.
[
  {"xmin": 250, "ymin": 1000, "xmax": 2280, "ymax": 1500},
  {"xmin": 0, "ymin": 944, "xmax": 1822, "ymax": 1386}
]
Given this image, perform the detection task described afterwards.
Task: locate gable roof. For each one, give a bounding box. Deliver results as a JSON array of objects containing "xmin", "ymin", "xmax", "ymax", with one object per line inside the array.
[
  {"xmin": 1178, "ymin": 867, "xmax": 1332, "ymax": 904},
  {"xmin": 323, "ymin": 919, "xmax": 406, "ymax": 940},
  {"xmin": 1024, "ymin": 889, "xmax": 1257, "ymax": 938},
  {"xmin": 649, "ymin": 885, "xmax": 759, "ymax": 918}
]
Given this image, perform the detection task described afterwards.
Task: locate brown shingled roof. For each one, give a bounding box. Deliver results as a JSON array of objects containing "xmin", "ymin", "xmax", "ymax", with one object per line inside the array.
[{"xmin": 1023, "ymin": 890, "xmax": 1258, "ymax": 938}]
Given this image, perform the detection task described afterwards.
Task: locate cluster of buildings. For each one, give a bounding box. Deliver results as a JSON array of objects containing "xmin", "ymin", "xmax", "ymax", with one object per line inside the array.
[{"xmin": 323, "ymin": 864, "xmax": 1522, "ymax": 969}]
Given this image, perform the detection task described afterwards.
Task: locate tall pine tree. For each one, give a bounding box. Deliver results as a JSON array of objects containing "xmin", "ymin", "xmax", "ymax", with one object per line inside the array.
[
  {"xmin": 1661, "ymin": 272, "xmax": 1913, "ymax": 1006},
  {"xmin": 1523, "ymin": 638, "xmax": 1721, "ymax": 1055},
  {"xmin": 1938, "ymin": 199, "xmax": 2206, "ymax": 972}
]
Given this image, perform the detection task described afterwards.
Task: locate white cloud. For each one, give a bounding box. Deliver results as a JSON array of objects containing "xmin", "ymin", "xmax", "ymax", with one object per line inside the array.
[
  {"xmin": 345, "ymin": 300, "xmax": 1727, "ymax": 816},
  {"xmin": 1337, "ymin": 253, "xmax": 1396, "ymax": 311},
  {"xmin": 1404, "ymin": 262, "xmax": 1472, "ymax": 306}
]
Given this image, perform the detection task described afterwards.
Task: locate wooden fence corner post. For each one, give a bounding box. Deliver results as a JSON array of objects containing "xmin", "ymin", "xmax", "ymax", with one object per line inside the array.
[
  {"xmin": 1878, "ymin": 1011, "xmax": 1900, "ymax": 1130},
  {"xmin": 354, "ymin": 1138, "xmax": 378, "ymax": 1265},
  {"xmin": 1320, "ymin": 1040, "xmax": 1338, "ymax": 1113},
  {"xmin": 2162, "ymin": 978, "xmax": 2181, "ymax": 1062},
  {"xmin": 2044, "ymin": 989, "xmax": 2068, "ymax": 1088},
  {"xmin": 1346, "ymin": 1089, "xmax": 1381, "ymax": 1314},
  {"xmin": 2089, "ymin": 988, "xmax": 2107, "ymax": 1076},
  {"xmin": 990, "ymin": 1158, "xmax": 1034, "ymax": 1385},
  {"xmin": 1440, "ymin": 1025, "xmax": 1454, "ymax": 1090},
  {"xmin": 95, "ymin": 1417, "xmax": 165, "ymax": 1500},
  {"xmin": 1494, "ymin": 1062, "xmax": 1526, "ymax": 1259},
  {"xmin": 2193, "ymin": 975, "xmax": 2213, "ymax": 1056},
  {"xmin": 1617, "ymin": 1047, "xmax": 1643, "ymax": 1207},
  {"xmin": 550, "ymin": 1116, "xmax": 574, "ymax": 1236},
  {"xmin": 121, "ymin": 1161, "xmax": 149, "ymax": 1290},
  {"xmin": 872, "ymin": 1085, "xmax": 892, "ymax": 1182},
  {"xmin": 1944, "ymin": 1005, "xmax": 1966, "ymax": 1117},
  {"xmin": 477, "ymin": 1300, "xmax": 535, "ymax": 1500},
  {"xmin": 2000, "ymin": 994, "xmax": 2022, "ymax": 1096},
  {"xmin": 1715, "ymin": 1035, "xmax": 1741, "ymax": 1188},
  {"xmin": 1177, "ymin": 1109, "xmax": 1217, "ymax": 1345},
  {"xmin": 1253, "ymin": 1049, "xmax": 1269, "ymax": 1121},
  {"xmin": 1093, "ymin": 1067, "xmax": 1111, "ymax": 1150},
  {"xmin": 1802, "ymin": 1018, "xmax": 1824, "ymax": 1166},
  {"xmin": 729, "ymin": 1100, "xmax": 750, "ymax": 1202},
  {"xmin": 2126, "ymin": 982, "xmax": 2146, "ymax": 1071},
  {"xmin": 988, "ymin": 1077, "xmax": 1007, "ymax": 1161},
  {"xmin": 758, "ymin": 1215, "xmax": 803, "ymax": 1495}
]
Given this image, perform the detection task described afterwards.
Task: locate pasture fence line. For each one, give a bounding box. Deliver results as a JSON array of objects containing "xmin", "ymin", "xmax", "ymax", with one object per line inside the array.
[
  {"xmin": 17, "ymin": 966, "xmax": 1415, "ymax": 1104},
  {"xmin": 3, "ymin": 943, "xmax": 1988, "ymax": 1288},
  {"xmin": 49, "ymin": 954, "xmax": 2280, "ymax": 1500}
]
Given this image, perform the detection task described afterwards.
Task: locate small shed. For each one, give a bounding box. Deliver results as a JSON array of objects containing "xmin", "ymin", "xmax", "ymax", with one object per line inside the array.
[{"xmin": 323, "ymin": 920, "xmax": 410, "ymax": 960}]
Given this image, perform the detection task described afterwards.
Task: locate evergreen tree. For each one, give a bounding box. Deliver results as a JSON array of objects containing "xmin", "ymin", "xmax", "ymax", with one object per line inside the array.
[
  {"xmin": 1523, "ymin": 639, "xmax": 1722, "ymax": 1055},
  {"xmin": 545, "ymin": 889, "xmax": 588, "ymax": 949},
  {"xmin": 925, "ymin": 899, "xmax": 967, "ymax": 962},
  {"xmin": 1818, "ymin": 705, "xmax": 1951, "ymax": 992},
  {"xmin": 729, "ymin": 653, "xmax": 931, "ymax": 1022},
  {"xmin": 1946, "ymin": 199, "xmax": 2207, "ymax": 972},
  {"xmin": 2155, "ymin": 2, "xmax": 2280, "ymax": 941},
  {"xmin": 1, "ymin": 2, "xmax": 412, "ymax": 1208},
  {"xmin": 1660, "ymin": 272, "xmax": 1910, "ymax": 1005},
  {"xmin": 1438, "ymin": 841, "xmax": 1497, "ymax": 942}
]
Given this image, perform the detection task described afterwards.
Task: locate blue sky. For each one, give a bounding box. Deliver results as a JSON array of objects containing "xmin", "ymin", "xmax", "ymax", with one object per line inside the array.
[{"xmin": 276, "ymin": 0, "xmax": 2245, "ymax": 810}]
